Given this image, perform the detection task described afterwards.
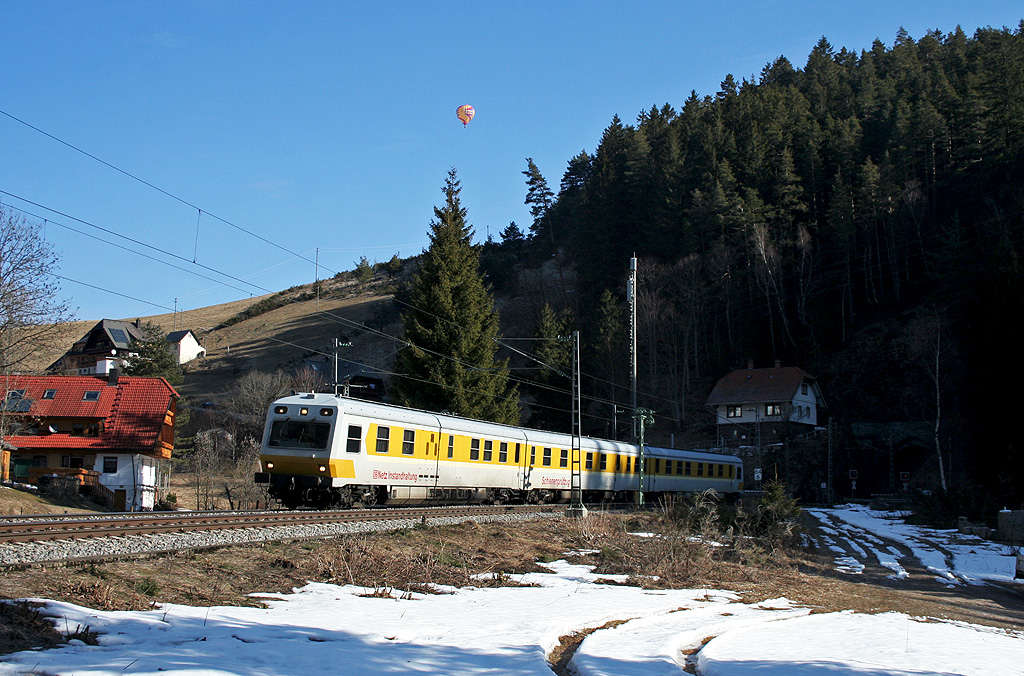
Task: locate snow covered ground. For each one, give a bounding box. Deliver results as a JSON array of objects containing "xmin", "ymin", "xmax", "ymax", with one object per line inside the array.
[
  {"xmin": 807, "ymin": 504, "xmax": 1021, "ymax": 585},
  {"xmin": 2, "ymin": 507, "xmax": 1023, "ymax": 676}
]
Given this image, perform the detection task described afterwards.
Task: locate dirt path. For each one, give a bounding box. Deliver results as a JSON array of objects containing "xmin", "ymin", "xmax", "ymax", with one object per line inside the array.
[{"xmin": 801, "ymin": 511, "xmax": 1024, "ymax": 630}]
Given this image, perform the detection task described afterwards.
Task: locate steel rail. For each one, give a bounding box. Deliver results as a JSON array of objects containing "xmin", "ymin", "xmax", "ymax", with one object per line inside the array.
[{"xmin": 0, "ymin": 505, "xmax": 560, "ymax": 545}]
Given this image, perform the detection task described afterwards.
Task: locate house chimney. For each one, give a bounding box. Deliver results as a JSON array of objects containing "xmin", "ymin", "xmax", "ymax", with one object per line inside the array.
[
  {"xmin": 774, "ymin": 359, "xmax": 782, "ymax": 368},
  {"xmin": 108, "ymin": 367, "xmax": 119, "ymax": 386},
  {"xmin": 134, "ymin": 318, "xmax": 141, "ymax": 328},
  {"xmin": 747, "ymin": 359, "xmax": 754, "ymax": 369}
]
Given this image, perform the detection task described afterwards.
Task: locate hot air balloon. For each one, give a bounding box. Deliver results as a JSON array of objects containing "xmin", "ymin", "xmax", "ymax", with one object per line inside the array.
[{"xmin": 456, "ymin": 104, "xmax": 475, "ymax": 127}]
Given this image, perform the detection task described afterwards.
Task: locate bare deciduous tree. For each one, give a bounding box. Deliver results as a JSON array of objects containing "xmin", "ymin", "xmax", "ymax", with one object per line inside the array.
[{"xmin": 0, "ymin": 206, "xmax": 73, "ymax": 373}]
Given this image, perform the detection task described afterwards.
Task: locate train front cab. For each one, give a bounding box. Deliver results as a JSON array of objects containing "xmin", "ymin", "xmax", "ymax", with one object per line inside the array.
[{"xmin": 255, "ymin": 398, "xmax": 346, "ymax": 509}]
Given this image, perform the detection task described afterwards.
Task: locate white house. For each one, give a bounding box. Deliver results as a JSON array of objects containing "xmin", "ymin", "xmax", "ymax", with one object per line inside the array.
[{"xmin": 166, "ymin": 330, "xmax": 205, "ymax": 364}]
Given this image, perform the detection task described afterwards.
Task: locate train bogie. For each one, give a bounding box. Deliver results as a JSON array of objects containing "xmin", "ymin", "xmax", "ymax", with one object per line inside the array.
[{"xmin": 256, "ymin": 393, "xmax": 743, "ymax": 509}]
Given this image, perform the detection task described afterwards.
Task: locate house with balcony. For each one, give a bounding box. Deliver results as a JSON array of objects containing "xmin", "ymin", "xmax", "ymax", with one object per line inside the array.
[
  {"xmin": 705, "ymin": 360, "xmax": 826, "ymax": 450},
  {"xmin": 1, "ymin": 372, "xmax": 178, "ymax": 510},
  {"xmin": 49, "ymin": 319, "xmax": 146, "ymax": 375}
]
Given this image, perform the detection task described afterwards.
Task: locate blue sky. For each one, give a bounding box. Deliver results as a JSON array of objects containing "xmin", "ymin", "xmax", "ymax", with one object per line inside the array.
[{"xmin": 1, "ymin": 1, "xmax": 1020, "ymax": 321}]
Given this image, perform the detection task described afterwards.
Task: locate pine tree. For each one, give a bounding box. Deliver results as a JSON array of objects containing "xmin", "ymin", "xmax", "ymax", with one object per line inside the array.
[
  {"xmin": 123, "ymin": 323, "xmax": 184, "ymax": 386},
  {"xmin": 392, "ymin": 169, "xmax": 519, "ymax": 424}
]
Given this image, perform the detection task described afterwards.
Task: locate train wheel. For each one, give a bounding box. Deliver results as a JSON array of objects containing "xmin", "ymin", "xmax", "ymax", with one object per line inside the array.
[{"xmin": 280, "ymin": 493, "xmax": 302, "ymax": 510}]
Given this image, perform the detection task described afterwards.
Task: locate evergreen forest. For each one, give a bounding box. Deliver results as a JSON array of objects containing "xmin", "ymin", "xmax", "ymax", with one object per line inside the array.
[{"xmin": 476, "ymin": 24, "xmax": 1024, "ymax": 510}]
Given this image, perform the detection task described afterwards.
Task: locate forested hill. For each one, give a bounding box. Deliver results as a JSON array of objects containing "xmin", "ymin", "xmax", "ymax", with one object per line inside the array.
[{"xmin": 484, "ymin": 24, "xmax": 1024, "ymax": 503}]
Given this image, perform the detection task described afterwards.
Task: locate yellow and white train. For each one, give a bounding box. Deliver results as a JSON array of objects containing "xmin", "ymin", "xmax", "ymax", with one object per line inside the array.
[{"xmin": 255, "ymin": 393, "xmax": 744, "ymax": 509}]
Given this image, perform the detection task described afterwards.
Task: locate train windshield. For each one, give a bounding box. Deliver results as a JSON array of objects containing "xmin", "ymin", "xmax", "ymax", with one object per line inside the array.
[{"xmin": 268, "ymin": 420, "xmax": 331, "ymax": 450}]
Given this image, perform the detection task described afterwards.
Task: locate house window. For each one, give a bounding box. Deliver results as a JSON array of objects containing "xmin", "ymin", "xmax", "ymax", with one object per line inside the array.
[
  {"xmin": 83, "ymin": 391, "xmax": 101, "ymax": 401},
  {"xmin": 560, "ymin": 449, "xmax": 568, "ymax": 468},
  {"xmin": 483, "ymin": 440, "xmax": 493, "ymax": 462},
  {"xmin": 346, "ymin": 425, "xmax": 362, "ymax": 453},
  {"xmin": 403, "ymin": 429, "xmax": 416, "ymax": 455},
  {"xmin": 85, "ymin": 423, "xmax": 99, "ymax": 436},
  {"xmin": 542, "ymin": 448, "xmax": 551, "ymax": 466},
  {"xmin": 499, "ymin": 442, "xmax": 508, "ymax": 463},
  {"xmin": 72, "ymin": 423, "xmax": 85, "ymax": 436},
  {"xmin": 375, "ymin": 426, "xmax": 390, "ymax": 453},
  {"xmin": 448, "ymin": 436, "xmax": 455, "ymax": 459},
  {"xmin": 42, "ymin": 389, "xmax": 57, "ymax": 399},
  {"xmin": 765, "ymin": 403, "xmax": 781, "ymax": 416},
  {"xmin": 33, "ymin": 455, "xmax": 47, "ymax": 468},
  {"xmin": 726, "ymin": 405, "xmax": 742, "ymax": 418},
  {"xmin": 470, "ymin": 439, "xmax": 480, "ymax": 460},
  {"xmin": 102, "ymin": 456, "xmax": 118, "ymax": 473},
  {"xmin": 61, "ymin": 456, "xmax": 85, "ymax": 469}
]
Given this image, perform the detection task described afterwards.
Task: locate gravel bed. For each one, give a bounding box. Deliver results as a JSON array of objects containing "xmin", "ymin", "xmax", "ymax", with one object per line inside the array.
[{"xmin": 0, "ymin": 511, "xmax": 561, "ymax": 566}]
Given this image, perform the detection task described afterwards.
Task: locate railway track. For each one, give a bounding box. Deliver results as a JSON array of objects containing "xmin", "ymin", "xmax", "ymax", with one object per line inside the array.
[{"xmin": 0, "ymin": 505, "xmax": 563, "ymax": 566}]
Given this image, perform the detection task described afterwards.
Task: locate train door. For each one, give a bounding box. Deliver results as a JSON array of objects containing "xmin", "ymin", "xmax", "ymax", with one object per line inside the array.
[
  {"xmin": 516, "ymin": 431, "xmax": 530, "ymax": 490},
  {"xmin": 430, "ymin": 416, "xmax": 443, "ymax": 494}
]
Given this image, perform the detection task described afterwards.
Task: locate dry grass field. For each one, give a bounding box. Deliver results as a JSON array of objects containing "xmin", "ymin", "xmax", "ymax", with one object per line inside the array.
[{"xmin": 22, "ymin": 275, "xmax": 402, "ymax": 404}]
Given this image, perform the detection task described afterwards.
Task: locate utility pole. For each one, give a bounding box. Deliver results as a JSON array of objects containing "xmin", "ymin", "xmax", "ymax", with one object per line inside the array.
[
  {"xmin": 628, "ymin": 256, "xmax": 638, "ymax": 443},
  {"xmin": 333, "ymin": 336, "xmax": 352, "ymax": 396},
  {"xmin": 567, "ymin": 330, "xmax": 587, "ymax": 518},
  {"xmin": 316, "ymin": 248, "xmax": 320, "ymax": 311},
  {"xmin": 635, "ymin": 408, "xmax": 654, "ymax": 506}
]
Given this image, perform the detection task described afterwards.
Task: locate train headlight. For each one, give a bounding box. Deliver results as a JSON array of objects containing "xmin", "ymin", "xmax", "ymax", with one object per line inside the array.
[
  {"xmin": 266, "ymin": 461, "xmax": 274, "ymax": 469},
  {"xmin": 300, "ymin": 407, "xmax": 309, "ymax": 416},
  {"xmin": 318, "ymin": 465, "xmax": 327, "ymax": 472},
  {"xmin": 274, "ymin": 406, "xmax": 287, "ymax": 414}
]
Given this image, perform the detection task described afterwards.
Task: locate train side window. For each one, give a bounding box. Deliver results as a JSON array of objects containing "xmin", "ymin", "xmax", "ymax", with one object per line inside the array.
[
  {"xmin": 598, "ymin": 453, "xmax": 606, "ymax": 471},
  {"xmin": 542, "ymin": 448, "xmax": 551, "ymax": 466},
  {"xmin": 375, "ymin": 426, "xmax": 390, "ymax": 453},
  {"xmin": 403, "ymin": 429, "xmax": 416, "ymax": 455},
  {"xmin": 717, "ymin": 464, "xmax": 724, "ymax": 477},
  {"xmin": 515, "ymin": 443, "xmax": 520, "ymax": 463},
  {"xmin": 346, "ymin": 425, "xmax": 362, "ymax": 453},
  {"xmin": 448, "ymin": 436, "xmax": 455, "ymax": 459},
  {"xmin": 614, "ymin": 455, "xmax": 620, "ymax": 472},
  {"xmin": 728, "ymin": 465, "xmax": 734, "ymax": 478},
  {"xmin": 499, "ymin": 442, "xmax": 508, "ymax": 463},
  {"xmin": 559, "ymin": 449, "xmax": 568, "ymax": 468},
  {"xmin": 737, "ymin": 466, "xmax": 743, "ymax": 480},
  {"xmin": 654, "ymin": 458, "xmax": 661, "ymax": 474},
  {"xmin": 685, "ymin": 461, "xmax": 692, "ymax": 476},
  {"xmin": 625, "ymin": 456, "xmax": 631, "ymax": 473},
  {"xmin": 483, "ymin": 440, "xmax": 493, "ymax": 462},
  {"xmin": 635, "ymin": 457, "xmax": 640, "ymax": 474},
  {"xmin": 471, "ymin": 439, "xmax": 480, "ymax": 461},
  {"xmin": 676, "ymin": 461, "xmax": 683, "ymax": 475},
  {"xmin": 665, "ymin": 460, "xmax": 673, "ymax": 475},
  {"xmin": 530, "ymin": 447, "xmax": 536, "ymax": 466},
  {"xmin": 585, "ymin": 452, "xmax": 593, "ymax": 470},
  {"xmin": 697, "ymin": 463, "xmax": 704, "ymax": 477}
]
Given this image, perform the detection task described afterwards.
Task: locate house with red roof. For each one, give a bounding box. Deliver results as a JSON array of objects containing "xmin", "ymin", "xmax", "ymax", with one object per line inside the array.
[
  {"xmin": 1, "ymin": 372, "xmax": 178, "ymax": 510},
  {"xmin": 705, "ymin": 360, "xmax": 826, "ymax": 450}
]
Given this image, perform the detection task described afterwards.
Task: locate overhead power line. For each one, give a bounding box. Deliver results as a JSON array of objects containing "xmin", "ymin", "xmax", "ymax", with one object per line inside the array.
[{"xmin": 0, "ymin": 107, "xmax": 326, "ymax": 272}]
